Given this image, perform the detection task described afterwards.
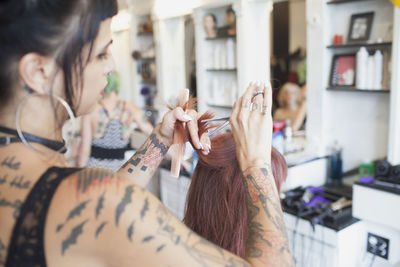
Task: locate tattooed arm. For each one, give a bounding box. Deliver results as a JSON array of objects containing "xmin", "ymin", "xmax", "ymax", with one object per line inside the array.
[
  {"xmin": 117, "ymin": 103, "xmax": 208, "ymax": 188},
  {"xmin": 48, "ymin": 168, "xmax": 251, "ymax": 267},
  {"xmin": 230, "ymin": 82, "xmax": 294, "ymax": 266},
  {"xmin": 242, "ymin": 166, "xmax": 293, "ymax": 266},
  {"xmin": 117, "ymin": 124, "xmax": 169, "ymax": 187}
]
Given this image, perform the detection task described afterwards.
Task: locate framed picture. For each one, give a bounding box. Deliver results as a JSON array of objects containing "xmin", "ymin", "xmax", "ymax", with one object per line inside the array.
[
  {"xmin": 347, "ymin": 12, "xmax": 374, "ymax": 43},
  {"xmin": 329, "ymin": 54, "xmax": 356, "ymax": 87}
]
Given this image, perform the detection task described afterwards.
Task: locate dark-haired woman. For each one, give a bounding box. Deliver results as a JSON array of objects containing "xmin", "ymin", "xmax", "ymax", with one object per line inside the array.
[{"xmin": 0, "ymin": 1, "xmax": 293, "ymax": 266}]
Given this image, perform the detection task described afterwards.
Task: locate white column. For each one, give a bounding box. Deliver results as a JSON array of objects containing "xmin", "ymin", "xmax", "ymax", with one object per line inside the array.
[
  {"xmin": 235, "ymin": 0, "xmax": 272, "ymax": 95},
  {"xmin": 305, "ymin": 0, "xmax": 329, "ymax": 155},
  {"xmin": 388, "ymin": 6, "xmax": 400, "ymax": 164},
  {"xmin": 153, "ymin": 16, "xmax": 186, "ymax": 110}
]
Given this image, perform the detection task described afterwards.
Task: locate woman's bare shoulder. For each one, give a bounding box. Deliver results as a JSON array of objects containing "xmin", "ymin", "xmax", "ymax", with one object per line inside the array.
[
  {"xmin": 44, "ymin": 168, "xmax": 146, "ymax": 266},
  {"xmin": 44, "ymin": 167, "xmax": 248, "ymax": 267}
]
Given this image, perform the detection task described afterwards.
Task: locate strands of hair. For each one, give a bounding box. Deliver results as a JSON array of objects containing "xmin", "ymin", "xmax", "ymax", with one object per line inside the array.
[{"xmin": 183, "ymin": 117, "xmax": 287, "ymax": 258}]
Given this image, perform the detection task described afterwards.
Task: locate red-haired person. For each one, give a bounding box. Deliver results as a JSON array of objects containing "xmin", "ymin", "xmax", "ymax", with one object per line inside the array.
[{"xmin": 184, "ymin": 127, "xmax": 288, "ymax": 258}]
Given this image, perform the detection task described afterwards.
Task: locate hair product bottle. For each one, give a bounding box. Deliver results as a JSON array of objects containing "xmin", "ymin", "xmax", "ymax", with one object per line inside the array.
[
  {"xmin": 356, "ymin": 47, "xmax": 368, "ymax": 89},
  {"xmin": 372, "ymin": 50, "xmax": 383, "ymax": 90}
]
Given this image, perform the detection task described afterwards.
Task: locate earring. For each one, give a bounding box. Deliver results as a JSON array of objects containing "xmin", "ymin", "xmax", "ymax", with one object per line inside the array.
[{"xmin": 15, "ymin": 89, "xmax": 77, "ymax": 155}]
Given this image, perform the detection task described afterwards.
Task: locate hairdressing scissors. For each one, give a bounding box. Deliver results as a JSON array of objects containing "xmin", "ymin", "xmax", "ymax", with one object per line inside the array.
[
  {"xmin": 200, "ymin": 117, "xmax": 230, "ymax": 138},
  {"xmin": 201, "ymin": 90, "xmax": 265, "ymax": 137}
]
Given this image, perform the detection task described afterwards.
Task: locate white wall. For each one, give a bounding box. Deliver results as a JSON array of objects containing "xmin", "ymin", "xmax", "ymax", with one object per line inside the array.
[
  {"xmin": 306, "ymin": 0, "xmax": 393, "ymax": 171},
  {"xmin": 111, "ymin": 12, "xmax": 135, "ymax": 103}
]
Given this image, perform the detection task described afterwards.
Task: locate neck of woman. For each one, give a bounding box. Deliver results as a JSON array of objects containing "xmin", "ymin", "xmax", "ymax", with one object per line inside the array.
[{"xmin": 0, "ymin": 93, "xmax": 66, "ymax": 143}]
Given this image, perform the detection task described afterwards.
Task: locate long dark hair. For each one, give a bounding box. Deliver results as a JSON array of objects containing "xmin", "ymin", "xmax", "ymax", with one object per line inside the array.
[
  {"xmin": 0, "ymin": 0, "xmax": 118, "ymax": 113},
  {"xmin": 184, "ymin": 114, "xmax": 287, "ymax": 258}
]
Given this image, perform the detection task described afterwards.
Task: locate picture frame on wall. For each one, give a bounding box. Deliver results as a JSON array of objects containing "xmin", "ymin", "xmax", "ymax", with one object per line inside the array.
[
  {"xmin": 329, "ymin": 54, "xmax": 356, "ymax": 87},
  {"xmin": 347, "ymin": 12, "xmax": 374, "ymax": 43}
]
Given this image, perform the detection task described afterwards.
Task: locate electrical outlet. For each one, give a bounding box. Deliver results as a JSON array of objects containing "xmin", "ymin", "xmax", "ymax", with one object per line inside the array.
[{"xmin": 367, "ymin": 233, "xmax": 389, "ymax": 260}]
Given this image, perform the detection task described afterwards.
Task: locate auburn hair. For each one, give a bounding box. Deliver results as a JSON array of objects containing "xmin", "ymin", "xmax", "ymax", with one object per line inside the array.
[{"xmin": 183, "ymin": 113, "xmax": 287, "ymax": 258}]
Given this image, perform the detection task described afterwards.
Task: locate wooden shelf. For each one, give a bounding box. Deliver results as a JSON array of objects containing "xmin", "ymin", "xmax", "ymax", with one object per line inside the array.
[
  {"xmin": 327, "ymin": 42, "xmax": 392, "ymax": 49},
  {"xmin": 141, "ymin": 80, "xmax": 157, "ymax": 85},
  {"xmin": 206, "ymin": 68, "xmax": 237, "ymax": 72},
  {"xmin": 206, "ymin": 35, "xmax": 236, "ymax": 40},
  {"xmin": 137, "ymin": 32, "xmax": 153, "ymax": 36},
  {"xmin": 327, "ymin": 86, "xmax": 390, "ymax": 93},
  {"xmin": 139, "ymin": 57, "xmax": 156, "ymax": 61},
  {"xmin": 327, "ymin": 0, "xmax": 371, "ymax": 5}
]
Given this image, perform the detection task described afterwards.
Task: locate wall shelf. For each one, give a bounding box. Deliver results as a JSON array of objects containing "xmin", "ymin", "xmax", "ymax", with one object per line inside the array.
[
  {"xmin": 206, "ymin": 35, "xmax": 236, "ymax": 40},
  {"xmin": 139, "ymin": 57, "xmax": 156, "ymax": 61},
  {"xmin": 327, "ymin": 42, "xmax": 392, "ymax": 49},
  {"xmin": 206, "ymin": 68, "xmax": 237, "ymax": 72},
  {"xmin": 327, "ymin": 86, "xmax": 390, "ymax": 93},
  {"xmin": 207, "ymin": 103, "xmax": 233, "ymax": 109},
  {"xmin": 137, "ymin": 31, "xmax": 153, "ymax": 36},
  {"xmin": 327, "ymin": 0, "xmax": 371, "ymax": 5}
]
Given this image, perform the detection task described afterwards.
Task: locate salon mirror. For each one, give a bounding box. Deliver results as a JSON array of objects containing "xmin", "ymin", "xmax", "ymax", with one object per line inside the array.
[{"xmin": 270, "ymin": 0, "xmax": 307, "ymax": 154}]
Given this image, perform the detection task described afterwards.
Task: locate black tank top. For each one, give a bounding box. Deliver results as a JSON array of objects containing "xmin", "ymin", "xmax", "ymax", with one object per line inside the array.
[{"xmin": 5, "ymin": 167, "xmax": 81, "ymax": 267}]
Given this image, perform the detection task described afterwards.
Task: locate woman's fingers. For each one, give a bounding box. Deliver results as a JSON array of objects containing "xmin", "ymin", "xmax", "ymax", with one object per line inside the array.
[
  {"xmin": 231, "ymin": 81, "xmax": 273, "ymax": 171},
  {"xmin": 186, "ymin": 109, "xmax": 205, "ymax": 152},
  {"xmin": 264, "ymin": 82, "xmax": 272, "ymax": 116}
]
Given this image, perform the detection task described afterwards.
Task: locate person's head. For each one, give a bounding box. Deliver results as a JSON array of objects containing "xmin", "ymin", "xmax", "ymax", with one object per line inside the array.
[
  {"xmin": 277, "ymin": 82, "xmax": 301, "ymax": 108},
  {"xmin": 184, "ymin": 129, "xmax": 287, "ymax": 257},
  {"xmin": 103, "ymin": 72, "xmax": 120, "ymax": 96},
  {"xmin": 0, "ymin": 0, "xmax": 118, "ymax": 122},
  {"xmin": 203, "ymin": 13, "xmax": 217, "ymax": 35},
  {"xmin": 226, "ymin": 7, "xmax": 236, "ymax": 25}
]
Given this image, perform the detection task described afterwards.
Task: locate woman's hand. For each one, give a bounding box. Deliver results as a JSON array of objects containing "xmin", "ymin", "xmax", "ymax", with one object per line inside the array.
[
  {"xmin": 230, "ymin": 82, "xmax": 273, "ymax": 172},
  {"xmin": 155, "ymin": 89, "xmax": 210, "ymax": 154}
]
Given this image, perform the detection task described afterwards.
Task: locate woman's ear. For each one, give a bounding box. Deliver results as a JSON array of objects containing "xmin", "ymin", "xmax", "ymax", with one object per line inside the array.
[{"xmin": 18, "ymin": 53, "xmax": 56, "ymax": 94}]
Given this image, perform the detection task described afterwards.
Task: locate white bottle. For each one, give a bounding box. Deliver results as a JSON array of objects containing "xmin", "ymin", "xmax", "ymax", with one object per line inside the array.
[
  {"xmin": 214, "ymin": 44, "xmax": 220, "ymax": 69},
  {"xmin": 366, "ymin": 55, "xmax": 374, "ymax": 90},
  {"xmin": 356, "ymin": 47, "xmax": 368, "ymax": 89},
  {"xmin": 226, "ymin": 39, "xmax": 236, "ymax": 69},
  {"xmin": 220, "ymin": 43, "xmax": 227, "ymax": 69},
  {"xmin": 372, "ymin": 50, "xmax": 383, "ymax": 90}
]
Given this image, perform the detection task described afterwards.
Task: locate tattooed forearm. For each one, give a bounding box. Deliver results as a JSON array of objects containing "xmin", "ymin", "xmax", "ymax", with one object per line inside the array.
[
  {"xmin": 95, "ymin": 222, "xmax": 108, "ymax": 239},
  {"xmin": 115, "ymin": 185, "xmax": 134, "ymax": 226},
  {"xmin": 242, "ymin": 167, "xmax": 293, "ymax": 266},
  {"xmin": 95, "ymin": 192, "xmax": 105, "ymax": 219},
  {"xmin": 56, "ymin": 200, "xmax": 91, "ymax": 232},
  {"xmin": 1, "ymin": 156, "xmax": 21, "ymax": 170},
  {"xmin": 62, "ymin": 219, "xmax": 89, "ymax": 255},
  {"xmin": 121, "ymin": 133, "xmax": 168, "ymax": 174}
]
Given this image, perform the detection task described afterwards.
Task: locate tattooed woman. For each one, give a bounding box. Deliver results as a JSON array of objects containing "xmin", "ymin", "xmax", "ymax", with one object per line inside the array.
[
  {"xmin": 77, "ymin": 72, "xmax": 154, "ymax": 171},
  {"xmin": 0, "ymin": 1, "xmax": 293, "ymax": 267}
]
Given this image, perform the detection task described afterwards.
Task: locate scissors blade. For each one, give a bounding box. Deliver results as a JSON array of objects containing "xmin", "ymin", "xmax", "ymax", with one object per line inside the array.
[
  {"xmin": 207, "ymin": 120, "xmax": 230, "ymax": 137},
  {"xmin": 200, "ymin": 116, "xmax": 230, "ymax": 123}
]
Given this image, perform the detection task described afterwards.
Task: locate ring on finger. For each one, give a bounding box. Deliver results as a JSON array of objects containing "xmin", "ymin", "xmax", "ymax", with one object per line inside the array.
[{"xmin": 253, "ymin": 91, "xmax": 264, "ymax": 97}]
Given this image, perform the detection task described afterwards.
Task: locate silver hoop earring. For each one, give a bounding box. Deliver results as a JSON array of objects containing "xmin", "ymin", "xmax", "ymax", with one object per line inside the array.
[{"xmin": 15, "ymin": 92, "xmax": 77, "ymax": 155}]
